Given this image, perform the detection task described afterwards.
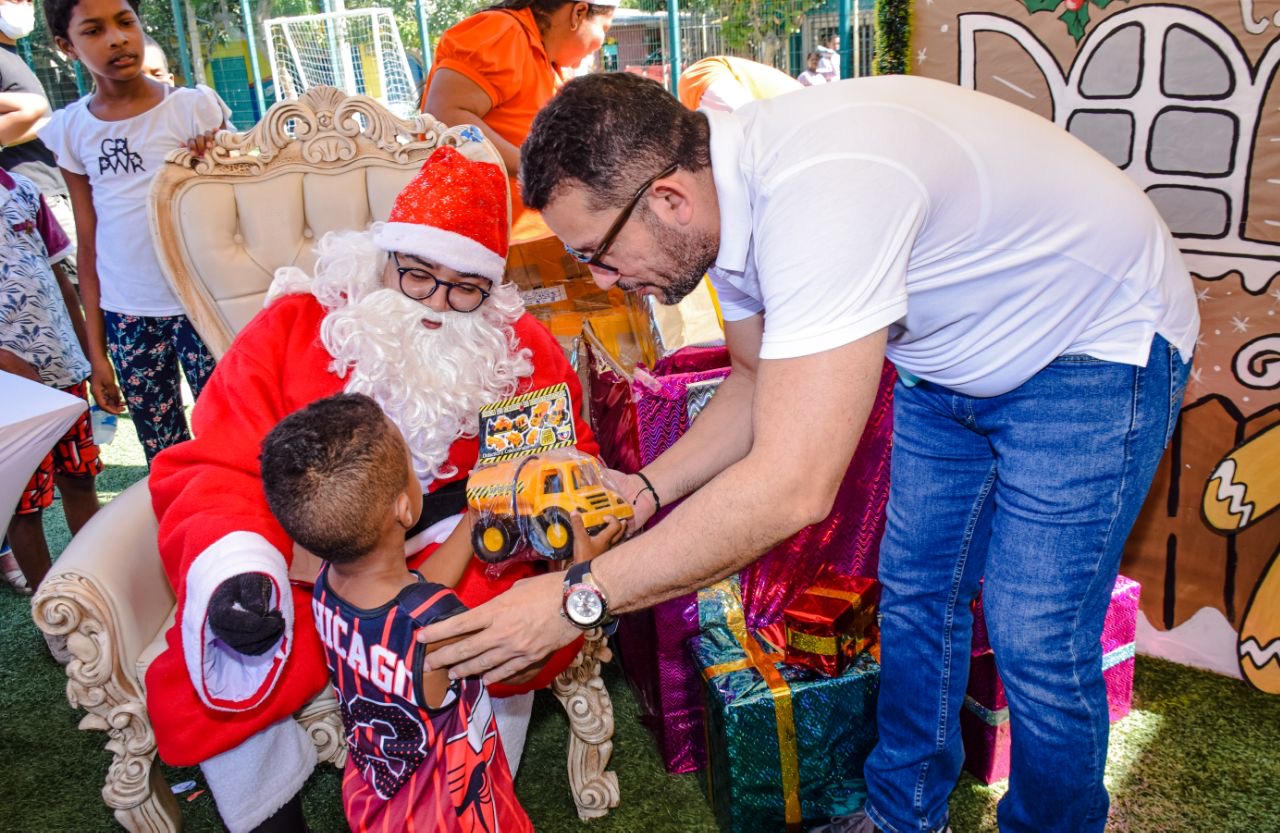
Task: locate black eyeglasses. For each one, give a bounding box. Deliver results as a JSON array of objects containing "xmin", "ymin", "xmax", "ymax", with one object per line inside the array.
[
  {"xmin": 390, "ymin": 253, "xmax": 491, "ymax": 313},
  {"xmin": 564, "ymin": 163, "xmax": 679, "ymax": 274}
]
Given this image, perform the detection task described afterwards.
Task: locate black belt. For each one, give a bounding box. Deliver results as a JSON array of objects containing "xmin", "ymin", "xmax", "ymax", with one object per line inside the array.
[{"xmin": 405, "ymin": 479, "xmax": 468, "ymax": 539}]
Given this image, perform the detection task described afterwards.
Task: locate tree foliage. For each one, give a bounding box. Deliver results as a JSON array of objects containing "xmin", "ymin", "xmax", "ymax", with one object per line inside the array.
[{"xmin": 628, "ymin": 0, "xmax": 824, "ymax": 57}]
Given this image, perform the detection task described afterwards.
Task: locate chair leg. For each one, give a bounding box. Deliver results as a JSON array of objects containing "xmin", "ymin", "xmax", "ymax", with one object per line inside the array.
[
  {"xmin": 552, "ymin": 630, "xmax": 620, "ymax": 820},
  {"xmin": 33, "ymin": 573, "xmax": 183, "ymax": 832},
  {"xmin": 295, "ymin": 687, "xmax": 349, "ymax": 769}
]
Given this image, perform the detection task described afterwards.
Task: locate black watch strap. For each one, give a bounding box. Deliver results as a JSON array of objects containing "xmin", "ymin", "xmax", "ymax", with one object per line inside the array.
[{"xmin": 565, "ymin": 560, "xmax": 590, "ymax": 587}]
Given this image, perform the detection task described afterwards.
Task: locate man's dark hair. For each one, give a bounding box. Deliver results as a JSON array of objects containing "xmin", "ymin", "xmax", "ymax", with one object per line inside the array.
[
  {"xmin": 487, "ymin": 0, "xmax": 614, "ymax": 29},
  {"xmin": 260, "ymin": 393, "xmax": 409, "ymax": 564},
  {"xmin": 520, "ymin": 72, "xmax": 711, "ymax": 212},
  {"xmin": 44, "ymin": 0, "xmax": 141, "ymax": 42}
]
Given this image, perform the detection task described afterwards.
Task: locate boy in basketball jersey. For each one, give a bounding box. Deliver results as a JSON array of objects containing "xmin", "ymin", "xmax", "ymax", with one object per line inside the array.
[{"xmin": 260, "ymin": 392, "xmax": 622, "ymax": 831}]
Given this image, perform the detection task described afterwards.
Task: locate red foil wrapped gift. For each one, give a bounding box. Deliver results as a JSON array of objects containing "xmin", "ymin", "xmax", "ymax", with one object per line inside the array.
[{"xmin": 784, "ymin": 576, "xmax": 881, "ymax": 676}]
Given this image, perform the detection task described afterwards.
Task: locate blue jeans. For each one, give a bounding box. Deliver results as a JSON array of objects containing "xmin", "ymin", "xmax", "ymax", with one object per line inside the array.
[{"xmin": 863, "ymin": 337, "xmax": 1190, "ymax": 833}]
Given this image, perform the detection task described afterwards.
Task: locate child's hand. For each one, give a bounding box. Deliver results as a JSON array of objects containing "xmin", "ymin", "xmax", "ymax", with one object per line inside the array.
[
  {"xmin": 571, "ymin": 513, "xmax": 625, "ymax": 565},
  {"xmin": 184, "ymin": 129, "xmax": 221, "ymax": 158},
  {"xmin": 89, "ymin": 361, "xmax": 125, "ymax": 415}
]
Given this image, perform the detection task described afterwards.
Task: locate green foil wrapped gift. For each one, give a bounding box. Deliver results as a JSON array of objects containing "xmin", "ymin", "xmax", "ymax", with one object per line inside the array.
[{"xmin": 691, "ymin": 580, "xmax": 880, "ymax": 833}]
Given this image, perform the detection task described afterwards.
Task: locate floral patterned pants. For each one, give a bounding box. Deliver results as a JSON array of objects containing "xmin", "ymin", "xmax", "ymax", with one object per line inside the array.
[{"xmin": 103, "ymin": 312, "xmax": 216, "ymax": 465}]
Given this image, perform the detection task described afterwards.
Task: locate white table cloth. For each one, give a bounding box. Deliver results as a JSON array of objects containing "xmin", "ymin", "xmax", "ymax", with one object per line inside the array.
[{"xmin": 1, "ymin": 373, "xmax": 86, "ymax": 533}]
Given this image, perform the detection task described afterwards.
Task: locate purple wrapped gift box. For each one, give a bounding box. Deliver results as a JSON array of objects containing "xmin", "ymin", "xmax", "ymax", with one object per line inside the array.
[
  {"xmin": 585, "ymin": 335, "xmax": 895, "ymax": 773},
  {"xmin": 962, "ymin": 576, "xmax": 1140, "ymax": 784}
]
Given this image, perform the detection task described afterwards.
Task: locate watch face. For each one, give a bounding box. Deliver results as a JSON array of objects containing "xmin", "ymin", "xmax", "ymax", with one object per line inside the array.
[{"xmin": 566, "ymin": 585, "xmax": 604, "ymax": 626}]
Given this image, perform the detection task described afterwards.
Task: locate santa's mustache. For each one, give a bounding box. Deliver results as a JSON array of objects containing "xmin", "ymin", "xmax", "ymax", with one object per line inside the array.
[{"xmin": 321, "ymin": 287, "xmax": 532, "ymax": 482}]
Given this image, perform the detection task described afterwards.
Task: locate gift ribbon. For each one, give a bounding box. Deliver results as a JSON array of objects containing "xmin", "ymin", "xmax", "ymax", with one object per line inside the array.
[
  {"xmin": 804, "ymin": 584, "xmax": 864, "ymax": 605},
  {"xmin": 963, "ymin": 642, "xmax": 1136, "ymax": 728},
  {"xmin": 704, "ymin": 583, "xmax": 803, "ymax": 832},
  {"xmin": 787, "ymin": 629, "xmax": 839, "ymax": 657},
  {"xmin": 1101, "ymin": 642, "xmax": 1135, "ymax": 671}
]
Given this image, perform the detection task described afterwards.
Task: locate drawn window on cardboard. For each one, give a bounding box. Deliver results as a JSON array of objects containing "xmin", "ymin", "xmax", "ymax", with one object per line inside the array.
[{"xmin": 958, "ymin": 5, "xmax": 1280, "ymax": 292}]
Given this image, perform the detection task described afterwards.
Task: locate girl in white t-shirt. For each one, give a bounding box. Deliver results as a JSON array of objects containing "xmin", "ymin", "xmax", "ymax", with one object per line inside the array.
[
  {"xmin": 797, "ymin": 52, "xmax": 828, "ymax": 87},
  {"xmin": 39, "ymin": 0, "xmax": 225, "ymax": 464}
]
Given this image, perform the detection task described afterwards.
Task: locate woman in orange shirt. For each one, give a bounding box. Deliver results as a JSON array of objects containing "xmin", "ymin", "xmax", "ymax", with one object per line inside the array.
[{"xmin": 424, "ymin": 1, "xmax": 618, "ymax": 242}]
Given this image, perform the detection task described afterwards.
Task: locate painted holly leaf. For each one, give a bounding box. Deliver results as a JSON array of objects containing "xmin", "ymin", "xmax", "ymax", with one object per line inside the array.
[
  {"xmin": 1061, "ymin": 4, "xmax": 1091, "ymax": 42},
  {"xmin": 1021, "ymin": 0, "xmax": 1063, "ymax": 12}
]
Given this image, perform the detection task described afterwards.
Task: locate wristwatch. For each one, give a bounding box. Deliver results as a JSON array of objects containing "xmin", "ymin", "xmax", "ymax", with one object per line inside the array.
[{"xmin": 561, "ymin": 561, "xmax": 617, "ymax": 635}]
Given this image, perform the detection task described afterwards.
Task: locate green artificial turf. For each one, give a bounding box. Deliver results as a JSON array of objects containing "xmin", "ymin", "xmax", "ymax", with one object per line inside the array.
[{"xmin": 2, "ymin": 415, "xmax": 1277, "ymax": 832}]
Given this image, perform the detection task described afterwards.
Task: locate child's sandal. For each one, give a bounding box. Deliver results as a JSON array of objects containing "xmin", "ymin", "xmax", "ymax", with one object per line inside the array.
[{"xmin": 0, "ymin": 550, "xmax": 32, "ymax": 596}]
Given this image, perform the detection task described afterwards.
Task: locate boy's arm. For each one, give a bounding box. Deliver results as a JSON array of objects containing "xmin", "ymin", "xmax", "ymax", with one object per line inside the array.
[
  {"xmin": 418, "ymin": 633, "xmax": 465, "ymax": 708},
  {"xmin": 61, "ymin": 169, "xmax": 123, "ymax": 414},
  {"xmin": 572, "ymin": 513, "xmax": 625, "ymax": 564},
  {"xmin": 0, "ymin": 347, "xmax": 40, "ymax": 382},
  {"xmin": 416, "ymin": 513, "xmax": 477, "ymax": 588}
]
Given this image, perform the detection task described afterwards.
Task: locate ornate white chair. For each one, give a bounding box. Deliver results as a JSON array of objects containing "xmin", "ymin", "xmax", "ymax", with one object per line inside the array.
[{"xmin": 32, "ymin": 86, "xmax": 618, "ymax": 831}]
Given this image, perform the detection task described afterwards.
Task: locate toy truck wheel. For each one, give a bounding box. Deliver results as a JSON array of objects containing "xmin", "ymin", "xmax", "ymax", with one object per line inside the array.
[
  {"xmin": 530, "ymin": 507, "xmax": 574, "ymax": 560},
  {"xmin": 472, "ymin": 518, "xmax": 517, "ymax": 563}
]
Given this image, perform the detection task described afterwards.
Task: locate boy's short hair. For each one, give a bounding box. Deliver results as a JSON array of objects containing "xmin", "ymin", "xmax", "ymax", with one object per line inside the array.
[
  {"xmin": 260, "ymin": 393, "xmax": 410, "ymax": 564},
  {"xmin": 44, "ymin": 0, "xmax": 140, "ymax": 41}
]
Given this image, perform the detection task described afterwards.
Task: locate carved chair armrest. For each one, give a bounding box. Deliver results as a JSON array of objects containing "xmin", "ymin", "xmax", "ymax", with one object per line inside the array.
[{"xmin": 33, "ymin": 478, "xmax": 174, "ymax": 692}]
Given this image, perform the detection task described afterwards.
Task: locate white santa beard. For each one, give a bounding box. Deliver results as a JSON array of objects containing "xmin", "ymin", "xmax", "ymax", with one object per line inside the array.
[{"xmin": 321, "ymin": 288, "xmax": 533, "ymax": 482}]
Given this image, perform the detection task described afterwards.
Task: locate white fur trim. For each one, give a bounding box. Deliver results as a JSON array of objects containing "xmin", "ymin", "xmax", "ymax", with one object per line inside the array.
[
  {"xmin": 200, "ymin": 717, "xmax": 317, "ymax": 833},
  {"xmin": 264, "ymin": 265, "xmax": 314, "ymax": 306},
  {"xmin": 373, "ymin": 222, "xmax": 507, "ymax": 282},
  {"xmin": 493, "ymin": 690, "xmax": 534, "ymax": 776},
  {"xmin": 183, "ymin": 532, "xmax": 294, "ymax": 712},
  {"xmin": 404, "ymin": 512, "xmax": 462, "ymax": 558}
]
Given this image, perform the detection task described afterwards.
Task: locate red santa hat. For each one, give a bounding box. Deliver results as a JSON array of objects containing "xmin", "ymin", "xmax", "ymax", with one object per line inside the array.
[{"xmin": 372, "ymin": 145, "xmax": 509, "ymax": 282}]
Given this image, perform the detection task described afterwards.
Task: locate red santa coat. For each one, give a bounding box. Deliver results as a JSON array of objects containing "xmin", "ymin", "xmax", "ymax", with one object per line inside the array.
[{"xmin": 146, "ymin": 293, "xmax": 596, "ymax": 766}]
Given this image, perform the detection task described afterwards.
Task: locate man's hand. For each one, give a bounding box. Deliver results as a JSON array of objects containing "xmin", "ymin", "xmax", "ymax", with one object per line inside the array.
[
  {"xmin": 89, "ymin": 360, "xmax": 124, "ymax": 414},
  {"xmin": 209, "ymin": 573, "xmax": 285, "ymax": 655},
  {"xmin": 417, "ymin": 571, "xmax": 579, "ymax": 684},
  {"xmin": 610, "ymin": 470, "xmax": 659, "ymax": 531}
]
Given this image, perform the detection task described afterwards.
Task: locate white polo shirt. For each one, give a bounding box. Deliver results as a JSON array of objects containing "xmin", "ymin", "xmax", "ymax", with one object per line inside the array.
[{"xmin": 705, "ymin": 75, "xmax": 1199, "ymax": 397}]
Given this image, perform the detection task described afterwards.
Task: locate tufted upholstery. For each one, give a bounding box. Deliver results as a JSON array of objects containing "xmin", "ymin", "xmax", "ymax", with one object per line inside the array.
[{"xmin": 149, "ymin": 85, "xmax": 507, "ymax": 358}]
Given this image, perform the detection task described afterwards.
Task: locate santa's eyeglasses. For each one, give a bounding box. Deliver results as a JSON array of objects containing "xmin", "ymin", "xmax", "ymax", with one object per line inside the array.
[{"xmin": 390, "ymin": 253, "xmax": 491, "ymax": 313}]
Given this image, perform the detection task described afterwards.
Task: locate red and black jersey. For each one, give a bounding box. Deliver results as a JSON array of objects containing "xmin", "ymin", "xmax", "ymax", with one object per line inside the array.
[{"xmin": 313, "ymin": 568, "xmax": 532, "ymax": 832}]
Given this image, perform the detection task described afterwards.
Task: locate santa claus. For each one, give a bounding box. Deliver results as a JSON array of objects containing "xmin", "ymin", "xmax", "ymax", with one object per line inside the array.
[{"xmin": 146, "ymin": 145, "xmax": 594, "ymax": 832}]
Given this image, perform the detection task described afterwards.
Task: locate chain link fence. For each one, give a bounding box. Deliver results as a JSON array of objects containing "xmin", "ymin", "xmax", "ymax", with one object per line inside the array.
[{"xmin": 17, "ymin": 0, "xmax": 885, "ymax": 125}]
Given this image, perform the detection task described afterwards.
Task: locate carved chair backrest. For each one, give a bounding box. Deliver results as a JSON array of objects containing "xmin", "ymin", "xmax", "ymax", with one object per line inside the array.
[{"xmin": 148, "ymin": 85, "xmax": 505, "ymax": 359}]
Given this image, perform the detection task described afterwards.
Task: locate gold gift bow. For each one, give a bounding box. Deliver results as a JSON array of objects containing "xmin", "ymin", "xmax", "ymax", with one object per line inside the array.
[{"xmin": 702, "ymin": 585, "xmax": 803, "ymax": 832}]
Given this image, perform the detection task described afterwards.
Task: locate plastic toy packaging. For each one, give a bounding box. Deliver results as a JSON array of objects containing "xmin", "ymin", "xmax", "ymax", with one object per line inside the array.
[{"xmin": 466, "ymin": 383, "xmax": 634, "ymax": 573}]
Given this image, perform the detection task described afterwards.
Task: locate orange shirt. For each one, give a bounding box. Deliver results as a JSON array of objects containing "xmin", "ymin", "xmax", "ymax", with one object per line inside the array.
[
  {"xmin": 428, "ymin": 8, "xmax": 562, "ymax": 242},
  {"xmin": 677, "ymin": 56, "xmax": 802, "ymax": 111}
]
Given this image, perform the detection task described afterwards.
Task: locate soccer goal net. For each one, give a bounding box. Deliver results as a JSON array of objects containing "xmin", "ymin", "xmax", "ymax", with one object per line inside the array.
[{"xmin": 265, "ymin": 7, "xmax": 417, "ymax": 118}]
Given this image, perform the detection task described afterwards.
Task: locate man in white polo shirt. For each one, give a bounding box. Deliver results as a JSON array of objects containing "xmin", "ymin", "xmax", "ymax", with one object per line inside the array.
[{"xmin": 419, "ymin": 73, "xmax": 1198, "ymax": 833}]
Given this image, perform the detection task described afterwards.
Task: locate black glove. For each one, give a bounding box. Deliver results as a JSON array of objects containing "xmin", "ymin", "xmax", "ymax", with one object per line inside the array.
[{"xmin": 208, "ymin": 573, "xmax": 285, "ymax": 656}]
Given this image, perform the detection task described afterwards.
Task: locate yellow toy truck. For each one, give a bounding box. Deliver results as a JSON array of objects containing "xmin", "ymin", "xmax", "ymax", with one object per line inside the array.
[{"xmin": 466, "ymin": 450, "xmax": 635, "ymax": 563}]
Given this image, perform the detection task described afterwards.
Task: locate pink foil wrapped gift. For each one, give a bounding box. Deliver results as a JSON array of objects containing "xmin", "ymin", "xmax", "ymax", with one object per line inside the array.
[
  {"xmin": 961, "ymin": 575, "xmax": 1140, "ymax": 784},
  {"xmin": 583, "ymin": 331, "xmax": 896, "ymax": 773}
]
